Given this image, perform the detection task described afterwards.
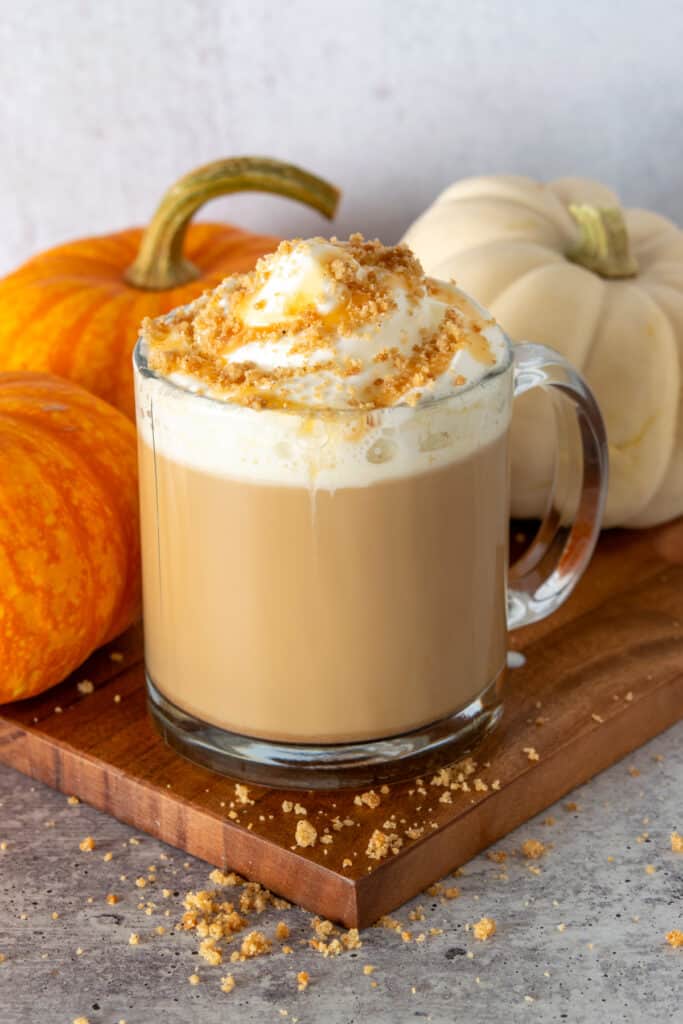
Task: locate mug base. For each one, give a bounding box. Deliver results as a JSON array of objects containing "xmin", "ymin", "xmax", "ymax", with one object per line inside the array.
[{"xmin": 146, "ymin": 667, "xmax": 506, "ymax": 790}]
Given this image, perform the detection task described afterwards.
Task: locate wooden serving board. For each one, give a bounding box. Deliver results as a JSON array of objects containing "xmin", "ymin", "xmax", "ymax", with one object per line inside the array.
[{"xmin": 1, "ymin": 520, "xmax": 682, "ymax": 928}]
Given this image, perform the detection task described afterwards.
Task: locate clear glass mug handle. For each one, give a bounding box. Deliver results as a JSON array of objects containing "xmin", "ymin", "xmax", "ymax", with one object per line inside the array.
[{"xmin": 507, "ymin": 342, "xmax": 609, "ymax": 629}]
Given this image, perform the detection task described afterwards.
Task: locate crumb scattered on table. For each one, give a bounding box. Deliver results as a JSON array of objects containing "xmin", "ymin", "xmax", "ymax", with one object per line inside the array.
[
  {"xmin": 295, "ymin": 819, "xmax": 317, "ymax": 848},
  {"xmin": 472, "ymin": 917, "xmax": 496, "ymax": 941}
]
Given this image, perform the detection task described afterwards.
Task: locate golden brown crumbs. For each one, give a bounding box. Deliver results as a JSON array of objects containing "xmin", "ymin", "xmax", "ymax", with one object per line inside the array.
[
  {"xmin": 199, "ymin": 938, "xmax": 222, "ymax": 965},
  {"xmin": 294, "ymin": 803, "xmax": 307, "ymax": 816},
  {"xmin": 113, "ymin": 694, "xmax": 122, "ymax": 704},
  {"xmin": 401, "ymin": 930, "xmax": 412, "ymax": 943},
  {"xmin": 282, "ymin": 800, "xmax": 294, "ymax": 813},
  {"xmin": 624, "ymin": 691, "xmax": 634, "ymax": 702},
  {"xmin": 128, "ymin": 933, "xmax": 139, "ymax": 946},
  {"xmin": 295, "ymin": 819, "xmax": 317, "ymax": 848},
  {"xmin": 51, "ymin": 912, "xmax": 59, "ymax": 920},
  {"xmin": 671, "ymin": 832, "xmax": 683, "ymax": 853},
  {"xmin": 135, "ymin": 877, "xmax": 147, "ymax": 888},
  {"xmin": 109, "ymin": 651, "xmax": 124, "ymax": 663},
  {"xmin": 220, "ymin": 974, "xmax": 236, "ymax": 993},
  {"xmin": 557, "ymin": 923, "xmax": 566, "ymax": 932},
  {"xmin": 320, "ymin": 835, "xmax": 333, "ymax": 845},
  {"xmin": 238, "ymin": 930, "xmax": 271, "ymax": 960},
  {"xmin": 366, "ymin": 828, "xmax": 401, "ymax": 860},
  {"xmin": 543, "ymin": 816, "xmax": 556, "ymax": 827},
  {"xmin": 645, "ymin": 865, "xmax": 656, "ymax": 875},
  {"xmin": 376, "ymin": 915, "xmax": 402, "ymax": 932},
  {"xmin": 234, "ymin": 783, "xmax": 252, "ymax": 805},
  {"xmin": 77, "ymin": 680, "xmax": 94, "ymax": 695},
  {"xmin": 282, "ymin": 945, "xmax": 293, "ymax": 955},
  {"xmin": 0, "ymin": 842, "xmax": 6, "ymax": 851},
  {"xmin": 354, "ymin": 790, "xmax": 381, "ymax": 809},
  {"xmin": 312, "ymin": 917, "xmax": 335, "ymax": 940},
  {"xmin": 591, "ymin": 713, "xmax": 604, "ymax": 724},
  {"xmin": 491, "ymin": 779, "xmax": 501, "ymax": 790},
  {"xmin": 73, "ymin": 1017, "xmax": 90, "ymax": 1024},
  {"xmin": 522, "ymin": 839, "xmax": 546, "ymax": 860},
  {"xmin": 67, "ymin": 795, "xmax": 80, "ymax": 806},
  {"xmin": 363, "ymin": 964, "xmax": 376, "ymax": 975},
  {"xmin": 209, "ymin": 869, "xmax": 240, "ymax": 887},
  {"xmin": 297, "ymin": 970, "xmax": 310, "ymax": 991},
  {"xmin": 275, "ymin": 921, "xmax": 290, "ymax": 941},
  {"xmin": 523, "ymin": 747, "xmax": 540, "ymax": 762},
  {"xmin": 444, "ymin": 887, "xmax": 460, "ymax": 900},
  {"xmin": 380, "ymin": 785, "xmax": 390, "ymax": 795},
  {"xmin": 105, "ymin": 894, "xmax": 120, "ymax": 905},
  {"xmin": 0, "ymin": 954, "xmax": 5, "ymax": 964},
  {"xmin": 129, "ymin": 838, "xmax": 140, "ymax": 846},
  {"xmin": 666, "ymin": 930, "xmax": 683, "ymax": 948},
  {"xmin": 487, "ymin": 850, "xmax": 508, "ymax": 863},
  {"xmin": 628, "ymin": 766, "xmax": 640, "ymax": 777},
  {"xmin": 155, "ymin": 926, "xmax": 165, "ymax": 936},
  {"xmin": 54, "ymin": 706, "xmax": 62, "ymax": 714},
  {"xmin": 188, "ymin": 974, "xmax": 200, "ymax": 986},
  {"xmin": 564, "ymin": 802, "xmax": 579, "ymax": 812},
  {"xmin": 342, "ymin": 928, "xmax": 362, "ymax": 950},
  {"xmin": 472, "ymin": 917, "xmax": 497, "ymax": 941},
  {"xmin": 439, "ymin": 791, "xmax": 452, "ymax": 804},
  {"xmin": 342, "ymin": 858, "xmax": 352, "ymax": 869},
  {"xmin": 79, "ymin": 836, "xmax": 96, "ymax": 852}
]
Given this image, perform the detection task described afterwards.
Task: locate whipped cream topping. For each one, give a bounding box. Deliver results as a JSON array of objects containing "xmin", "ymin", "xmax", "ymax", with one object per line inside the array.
[{"xmin": 141, "ymin": 235, "xmax": 508, "ymax": 411}]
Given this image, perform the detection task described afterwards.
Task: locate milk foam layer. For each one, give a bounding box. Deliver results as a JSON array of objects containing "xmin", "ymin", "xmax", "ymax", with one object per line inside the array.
[{"xmin": 135, "ymin": 356, "xmax": 512, "ymax": 489}]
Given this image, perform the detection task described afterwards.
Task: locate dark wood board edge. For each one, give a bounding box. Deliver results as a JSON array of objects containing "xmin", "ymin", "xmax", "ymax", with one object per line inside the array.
[
  {"xmin": 352, "ymin": 669, "xmax": 683, "ymax": 928},
  {"xmin": 0, "ymin": 724, "xmax": 360, "ymax": 927},
  {"xmin": 2, "ymin": 666, "xmax": 681, "ymax": 929}
]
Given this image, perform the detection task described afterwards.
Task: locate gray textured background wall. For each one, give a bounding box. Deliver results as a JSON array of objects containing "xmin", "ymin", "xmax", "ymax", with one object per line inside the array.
[{"xmin": 1, "ymin": 0, "xmax": 682, "ymax": 274}]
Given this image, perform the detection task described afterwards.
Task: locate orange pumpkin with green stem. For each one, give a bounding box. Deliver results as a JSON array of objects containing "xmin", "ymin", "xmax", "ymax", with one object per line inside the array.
[
  {"xmin": 0, "ymin": 158, "xmax": 340, "ymax": 418},
  {"xmin": 0, "ymin": 372, "xmax": 140, "ymax": 703}
]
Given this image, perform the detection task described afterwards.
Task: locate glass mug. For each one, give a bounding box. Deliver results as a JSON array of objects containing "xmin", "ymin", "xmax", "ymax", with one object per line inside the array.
[{"xmin": 134, "ymin": 330, "xmax": 607, "ymax": 789}]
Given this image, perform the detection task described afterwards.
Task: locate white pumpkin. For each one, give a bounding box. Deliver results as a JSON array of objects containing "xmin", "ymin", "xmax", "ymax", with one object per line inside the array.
[{"xmin": 403, "ymin": 176, "xmax": 683, "ymax": 528}]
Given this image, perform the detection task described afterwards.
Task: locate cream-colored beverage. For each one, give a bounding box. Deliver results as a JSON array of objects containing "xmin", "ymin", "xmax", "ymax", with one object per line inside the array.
[
  {"xmin": 135, "ymin": 233, "xmax": 607, "ymax": 783},
  {"xmin": 138, "ymin": 433, "xmax": 508, "ymax": 743}
]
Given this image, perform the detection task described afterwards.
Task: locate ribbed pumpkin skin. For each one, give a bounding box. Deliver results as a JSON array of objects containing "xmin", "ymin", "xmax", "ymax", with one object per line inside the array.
[
  {"xmin": 0, "ymin": 223, "xmax": 279, "ymax": 419},
  {"xmin": 0, "ymin": 373, "xmax": 140, "ymax": 702}
]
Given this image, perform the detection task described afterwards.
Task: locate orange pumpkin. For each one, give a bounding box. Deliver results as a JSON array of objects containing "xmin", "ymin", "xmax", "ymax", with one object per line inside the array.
[
  {"xmin": 0, "ymin": 158, "xmax": 339, "ymax": 419},
  {"xmin": 0, "ymin": 372, "xmax": 140, "ymax": 702}
]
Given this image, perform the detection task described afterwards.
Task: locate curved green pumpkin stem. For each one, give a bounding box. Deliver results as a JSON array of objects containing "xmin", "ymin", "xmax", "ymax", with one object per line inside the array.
[
  {"xmin": 125, "ymin": 157, "xmax": 341, "ymax": 291},
  {"xmin": 567, "ymin": 203, "xmax": 638, "ymax": 279}
]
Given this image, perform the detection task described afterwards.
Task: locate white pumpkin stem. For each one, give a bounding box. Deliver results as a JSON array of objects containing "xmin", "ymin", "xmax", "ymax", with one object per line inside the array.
[{"xmin": 567, "ymin": 204, "xmax": 638, "ymax": 279}]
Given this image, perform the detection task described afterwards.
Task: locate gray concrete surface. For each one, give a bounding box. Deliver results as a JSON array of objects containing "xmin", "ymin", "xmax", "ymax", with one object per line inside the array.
[{"xmin": 1, "ymin": 722, "xmax": 682, "ymax": 1024}]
